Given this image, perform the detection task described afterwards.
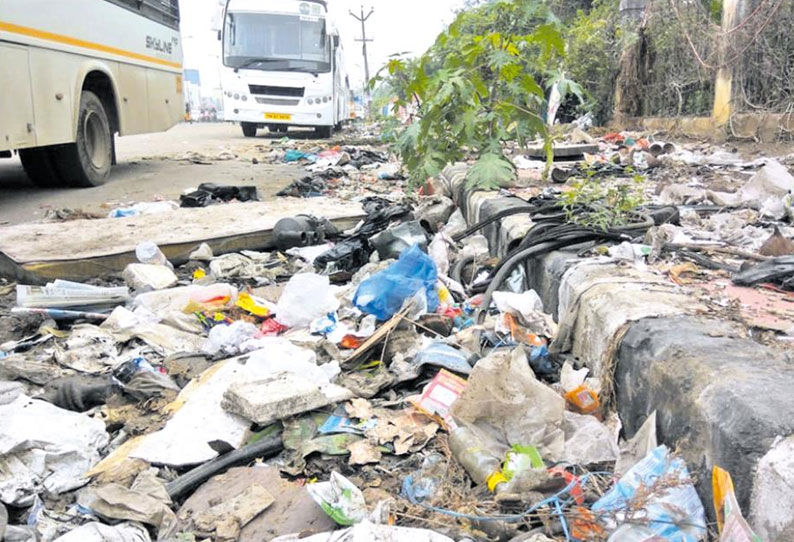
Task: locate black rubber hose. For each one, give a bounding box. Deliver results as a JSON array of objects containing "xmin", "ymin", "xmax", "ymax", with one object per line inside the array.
[
  {"xmin": 452, "ymin": 206, "xmax": 535, "ymax": 243},
  {"xmin": 451, "ymin": 255, "xmax": 476, "ymax": 285},
  {"xmin": 474, "ymin": 232, "xmax": 617, "ymax": 328},
  {"xmin": 166, "ymin": 434, "xmax": 283, "ymax": 500}
]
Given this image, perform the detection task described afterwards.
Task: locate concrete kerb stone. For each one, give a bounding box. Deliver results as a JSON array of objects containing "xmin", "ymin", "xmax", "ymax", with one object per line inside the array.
[
  {"xmin": 617, "ymin": 316, "xmax": 794, "ymax": 522},
  {"xmin": 443, "ymin": 164, "xmax": 794, "ymax": 535}
]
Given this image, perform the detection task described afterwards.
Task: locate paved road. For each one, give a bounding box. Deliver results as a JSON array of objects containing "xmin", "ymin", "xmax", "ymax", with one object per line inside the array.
[{"xmin": 0, "ymin": 123, "xmax": 318, "ymax": 226}]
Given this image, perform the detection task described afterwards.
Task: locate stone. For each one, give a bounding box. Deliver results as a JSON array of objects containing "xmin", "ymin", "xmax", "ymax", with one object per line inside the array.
[
  {"xmin": 177, "ymin": 467, "xmax": 336, "ymax": 541},
  {"xmin": 221, "ymin": 372, "xmax": 353, "ymax": 425},
  {"xmin": 750, "ymin": 435, "xmax": 794, "ymax": 541}
]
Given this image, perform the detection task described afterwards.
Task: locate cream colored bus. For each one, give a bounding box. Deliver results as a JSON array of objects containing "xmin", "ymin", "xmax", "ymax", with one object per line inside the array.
[{"xmin": 0, "ymin": 0, "xmax": 184, "ymax": 187}]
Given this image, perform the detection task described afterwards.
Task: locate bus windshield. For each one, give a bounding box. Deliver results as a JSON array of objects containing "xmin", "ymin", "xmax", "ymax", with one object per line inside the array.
[{"xmin": 224, "ymin": 12, "xmax": 331, "ymax": 73}]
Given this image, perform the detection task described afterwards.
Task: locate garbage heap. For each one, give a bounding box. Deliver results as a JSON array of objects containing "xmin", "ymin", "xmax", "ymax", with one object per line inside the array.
[{"xmin": 1, "ymin": 130, "xmax": 792, "ymax": 542}]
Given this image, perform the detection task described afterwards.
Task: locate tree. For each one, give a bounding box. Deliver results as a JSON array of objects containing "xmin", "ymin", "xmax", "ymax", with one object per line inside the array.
[{"xmin": 374, "ymin": 0, "xmax": 575, "ymax": 190}]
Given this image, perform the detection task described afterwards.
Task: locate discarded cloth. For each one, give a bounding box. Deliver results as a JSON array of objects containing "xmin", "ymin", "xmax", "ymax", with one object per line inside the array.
[{"xmin": 180, "ymin": 183, "xmax": 261, "ymax": 208}]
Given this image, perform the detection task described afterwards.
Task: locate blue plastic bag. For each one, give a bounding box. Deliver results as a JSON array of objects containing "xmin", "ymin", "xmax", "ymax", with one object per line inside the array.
[
  {"xmin": 353, "ymin": 244, "xmax": 438, "ymax": 320},
  {"xmin": 592, "ymin": 445, "xmax": 707, "ymax": 542}
]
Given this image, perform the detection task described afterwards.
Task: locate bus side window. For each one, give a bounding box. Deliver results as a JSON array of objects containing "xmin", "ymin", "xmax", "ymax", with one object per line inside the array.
[{"xmin": 225, "ymin": 13, "xmax": 236, "ymax": 46}]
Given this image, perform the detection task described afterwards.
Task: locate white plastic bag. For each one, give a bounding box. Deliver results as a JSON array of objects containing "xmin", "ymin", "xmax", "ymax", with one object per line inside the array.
[
  {"xmin": 307, "ymin": 472, "xmax": 368, "ymax": 526},
  {"xmin": 276, "ymin": 274, "xmax": 340, "ymax": 328},
  {"xmin": 0, "ymin": 396, "xmax": 109, "ymax": 506},
  {"xmin": 203, "ymin": 321, "xmax": 260, "ymax": 357}
]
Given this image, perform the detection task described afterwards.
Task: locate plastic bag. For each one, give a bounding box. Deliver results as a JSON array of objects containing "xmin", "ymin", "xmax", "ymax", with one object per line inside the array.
[
  {"xmin": 353, "ymin": 244, "xmax": 438, "ymax": 321},
  {"xmin": 449, "ymin": 348, "xmax": 566, "ymax": 461},
  {"xmin": 713, "ymin": 467, "xmax": 762, "ymax": 542},
  {"xmin": 307, "ymin": 472, "xmax": 368, "ymax": 526},
  {"xmin": 592, "ymin": 445, "xmax": 707, "ymax": 542},
  {"xmin": 276, "ymin": 273, "xmax": 340, "ymax": 328},
  {"xmin": 203, "ymin": 321, "xmax": 260, "ymax": 357},
  {"xmin": 562, "ymin": 411, "xmax": 619, "ymax": 466}
]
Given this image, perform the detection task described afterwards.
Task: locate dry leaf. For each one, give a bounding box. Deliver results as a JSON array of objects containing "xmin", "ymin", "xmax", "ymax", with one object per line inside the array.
[
  {"xmin": 669, "ymin": 262, "xmax": 700, "ymax": 285},
  {"xmin": 348, "ymin": 439, "xmax": 382, "ymax": 465},
  {"xmin": 345, "ymin": 398, "xmax": 374, "ymax": 420}
]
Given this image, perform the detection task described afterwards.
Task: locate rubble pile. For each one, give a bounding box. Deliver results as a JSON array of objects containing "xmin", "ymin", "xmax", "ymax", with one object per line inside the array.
[{"xmin": 1, "ymin": 125, "xmax": 793, "ymax": 542}]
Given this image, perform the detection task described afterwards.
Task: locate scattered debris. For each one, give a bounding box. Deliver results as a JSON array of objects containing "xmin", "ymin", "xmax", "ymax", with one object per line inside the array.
[{"xmin": 1, "ymin": 125, "xmax": 791, "ymax": 542}]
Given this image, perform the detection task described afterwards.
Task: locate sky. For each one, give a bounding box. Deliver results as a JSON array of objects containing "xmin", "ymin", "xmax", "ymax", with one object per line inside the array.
[{"xmin": 179, "ymin": 0, "xmax": 465, "ymax": 97}]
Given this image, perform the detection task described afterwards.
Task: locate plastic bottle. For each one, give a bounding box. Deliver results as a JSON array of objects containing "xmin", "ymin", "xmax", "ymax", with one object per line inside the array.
[
  {"xmin": 183, "ymin": 284, "xmax": 239, "ymax": 313},
  {"xmin": 449, "ymin": 426, "xmax": 503, "ymax": 489},
  {"xmin": 564, "ymin": 385, "xmax": 600, "ymax": 415},
  {"xmin": 135, "ymin": 241, "xmax": 172, "ymax": 269}
]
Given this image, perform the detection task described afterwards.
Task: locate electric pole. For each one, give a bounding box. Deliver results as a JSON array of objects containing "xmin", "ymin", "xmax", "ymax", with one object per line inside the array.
[{"xmin": 349, "ymin": 5, "xmax": 374, "ymax": 92}]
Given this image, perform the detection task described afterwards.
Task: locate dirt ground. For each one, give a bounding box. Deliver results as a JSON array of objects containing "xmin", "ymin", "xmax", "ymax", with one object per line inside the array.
[{"xmin": 0, "ymin": 123, "xmax": 329, "ymax": 226}]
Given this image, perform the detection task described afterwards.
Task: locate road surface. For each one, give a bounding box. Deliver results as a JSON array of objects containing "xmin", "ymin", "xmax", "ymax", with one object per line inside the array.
[{"xmin": 0, "ymin": 123, "xmax": 318, "ymax": 226}]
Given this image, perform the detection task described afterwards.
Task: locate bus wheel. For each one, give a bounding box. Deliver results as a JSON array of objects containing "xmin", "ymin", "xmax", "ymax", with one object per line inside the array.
[
  {"xmin": 242, "ymin": 122, "xmax": 258, "ymax": 137},
  {"xmin": 52, "ymin": 91, "xmax": 112, "ymax": 187},
  {"xmin": 315, "ymin": 126, "xmax": 332, "ymax": 139},
  {"xmin": 19, "ymin": 147, "xmax": 64, "ymax": 188}
]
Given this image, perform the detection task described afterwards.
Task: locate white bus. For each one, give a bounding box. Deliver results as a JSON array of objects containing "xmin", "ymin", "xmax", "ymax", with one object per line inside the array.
[
  {"xmin": 219, "ymin": 0, "xmax": 350, "ymax": 138},
  {"xmin": 0, "ymin": 0, "xmax": 184, "ymax": 187}
]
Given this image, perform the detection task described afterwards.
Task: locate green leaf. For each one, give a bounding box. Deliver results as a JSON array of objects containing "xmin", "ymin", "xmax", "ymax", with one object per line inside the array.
[
  {"xmin": 519, "ymin": 74, "xmax": 545, "ymax": 99},
  {"xmin": 466, "ymin": 152, "xmax": 516, "ymax": 191}
]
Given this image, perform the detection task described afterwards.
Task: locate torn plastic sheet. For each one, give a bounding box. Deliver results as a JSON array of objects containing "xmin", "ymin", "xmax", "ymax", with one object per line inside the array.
[
  {"xmin": 592, "ymin": 445, "xmax": 707, "ymax": 542},
  {"xmin": 561, "ymin": 411, "xmax": 619, "ymax": 466},
  {"xmin": 0, "ymin": 395, "xmax": 109, "ymax": 507},
  {"xmin": 125, "ymin": 340, "xmax": 322, "ymax": 467},
  {"xmin": 51, "ymin": 522, "xmax": 151, "ymax": 542},
  {"xmin": 53, "ymin": 324, "xmax": 119, "ymax": 374},
  {"xmin": 319, "ymin": 414, "xmax": 378, "ymax": 436},
  {"xmin": 272, "ymin": 520, "xmax": 454, "ymax": 542},
  {"xmin": 101, "ymin": 307, "xmax": 204, "ymax": 357},
  {"xmin": 615, "ymin": 411, "xmax": 658, "ymax": 477},
  {"xmin": 413, "ymin": 341, "xmax": 477, "ymax": 375},
  {"xmin": 77, "ymin": 469, "xmax": 176, "ymax": 535}
]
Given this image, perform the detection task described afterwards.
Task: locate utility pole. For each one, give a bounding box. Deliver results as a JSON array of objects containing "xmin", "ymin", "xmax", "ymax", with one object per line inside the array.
[{"xmin": 349, "ymin": 5, "xmax": 374, "ymax": 92}]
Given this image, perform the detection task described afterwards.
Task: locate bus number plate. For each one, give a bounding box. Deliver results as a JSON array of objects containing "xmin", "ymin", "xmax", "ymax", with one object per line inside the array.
[{"xmin": 265, "ymin": 113, "xmax": 292, "ymax": 121}]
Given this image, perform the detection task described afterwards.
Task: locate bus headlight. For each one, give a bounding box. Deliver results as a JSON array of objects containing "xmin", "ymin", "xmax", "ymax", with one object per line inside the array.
[
  {"xmin": 241, "ymin": 95, "xmax": 248, "ymax": 102},
  {"xmin": 307, "ymin": 98, "xmax": 314, "ymax": 105},
  {"xmin": 233, "ymin": 93, "xmax": 240, "ymax": 100},
  {"xmin": 322, "ymin": 96, "xmax": 329, "ymax": 103}
]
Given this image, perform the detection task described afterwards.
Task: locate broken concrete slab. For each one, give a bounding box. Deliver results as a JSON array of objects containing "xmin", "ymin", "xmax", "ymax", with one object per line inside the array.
[
  {"xmin": 750, "ymin": 435, "xmax": 794, "ymax": 541},
  {"xmin": 0, "ymin": 199, "xmax": 365, "ymax": 284},
  {"xmin": 98, "ymin": 341, "xmax": 318, "ymax": 468},
  {"xmin": 193, "ymin": 483, "xmax": 275, "ymax": 541},
  {"xmin": 176, "ymin": 466, "xmax": 336, "ymax": 541},
  {"xmin": 221, "ymin": 372, "xmax": 353, "ymax": 426}
]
